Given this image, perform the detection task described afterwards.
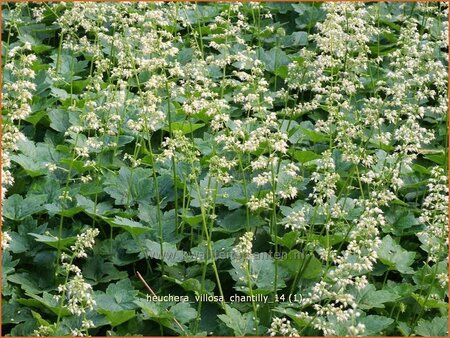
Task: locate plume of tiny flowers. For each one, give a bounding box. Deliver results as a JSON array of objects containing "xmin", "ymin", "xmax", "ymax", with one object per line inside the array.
[
  {"xmin": 282, "ymin": 208, "xmax": 307, "ymax": 232},
  {"xmin": 70, "ymin": 228, "xmax": 100, "ymax": 258},
  {"xmin": 2, "ymin": 42, "xmax": 36, "ymax": 199},
  {"xmin": 233, "ymin": 231, "xmax": 254, "ymax": 262},
  {"xmin": 268, "ymin": 317, "xmax": 299, "ymax": 337},
  {"xmin": 40, "ymin": 228, "xmax": 101, "ymax": 336},
  {"xmin": 309, "ymin": 150, "xmax": 340, "ymax": 206},
  {"xmin": 1, "ymin": 231, "xmax": 12, "ymax": 250},
  {"xmin": 288, "ymin": 4, "xmax": 389, "ymax": 336},
  {"xmin": 57, "ymin": 272, "xmax": 96, "ymax": 316},
  {"xmin": 160, "ymin": 130, "xmax": 200, "ymax": 163},
  {"xmin": 417, "ymin": 167, "xmax": 448, "ymax": 263},
  {"xmin": 33, "ymin": 325, "xmax": 56, "ymax": 337},
  {"xmin": 208, "ymin": 156, "xmax": 237, "ymax": 185},
  {"xmin": 34, "ymin": 227, "xmax": 99, "ymax": 336}
]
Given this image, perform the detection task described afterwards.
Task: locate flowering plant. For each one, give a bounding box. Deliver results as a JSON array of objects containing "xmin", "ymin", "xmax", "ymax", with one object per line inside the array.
[{"xmin": 2, "ymin": 2, "xmax": 448, "ymax": 336}]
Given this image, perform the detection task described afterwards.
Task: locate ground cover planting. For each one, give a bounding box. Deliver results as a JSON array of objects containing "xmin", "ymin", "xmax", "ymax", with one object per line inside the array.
[{"xmin": 1, "ymin": 1, "xmax": 448, "ymax": 336}]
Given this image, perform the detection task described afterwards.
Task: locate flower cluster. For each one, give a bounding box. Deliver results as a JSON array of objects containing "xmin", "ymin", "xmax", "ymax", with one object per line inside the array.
[
  {"xmin": 2, "ymin": 41, "xmax": 36, "ymax": 198},
  {"xmin": 2, "ymin": 2, "xmax": 447, "ymax": 337},
  {"xmin": 268, "ymin": 317, "xmax": 299, "ymax": 337},
  {"xmin": 57, "ymin": 273, "xmax": 96, "ymax": 316},
  {"xmin": 70, "ymin": 228, "xmax": 100, "ymax": 259},
  {"xmin": 1, "ymin": 231, "xmax": 12, "ymax": 250},
  {"xmin": 417, "ymin": 167, "xmax": 449, "ymax": 263},
  {"xmin": 36, "ymin": 228, "xmax": 99, "ymax": 336},
  {"xmin": 233, "ymin": 231, "xmax": 254, "ymax": 262}
]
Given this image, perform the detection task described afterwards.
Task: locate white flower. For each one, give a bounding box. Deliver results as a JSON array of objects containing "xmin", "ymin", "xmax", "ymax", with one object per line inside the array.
[
  {"xmin": 63, "ymin": 274, "xmax": 96, "ymax": 316},
  {"xmin": 80, "ymin": 175, "xmax": 92, "ymax": 183},
  {"xmin": 279, "ymin": 186, "xmax": 298, "ymax": 200},
  {"xmin": 268, "ymin": 317, "xmax": 299, "ymax": 337},
  {"xmin": 417, "ymin": 167, "xmax": 448, "ymax": 262},
  {"xmin": 283, "ymin": 209, "xmax": 307, "ymax": 231},
  {"xmin": 252, "ymin": 172, "xmax": 272, "ymax": 187},
  {"xmin": 81, "ymin": 319, "xmax": 95, "ymax": 329},
  {"xmin": 2, "ymin": 232, "xmax": 12, "ymax": 250},
  {"xmin": 70, "ymin": 228, "xmax": 100, "ymax": 258},
  {"xmin": 45, "ymin": 162, "xmax": 58, "ymax": 172},
  {"xmin": 233, "ymin": 231, "xmax": 253, "ymax": 261},
  {"xmin": 348, "ymin": 323, "xmax": 366, "ymax": 336}
]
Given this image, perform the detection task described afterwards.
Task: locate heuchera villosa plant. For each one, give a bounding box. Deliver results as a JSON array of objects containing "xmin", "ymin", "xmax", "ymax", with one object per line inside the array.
[{"xmin": 1, "ymin": 2, "xmax": 448, "ymax": 337}]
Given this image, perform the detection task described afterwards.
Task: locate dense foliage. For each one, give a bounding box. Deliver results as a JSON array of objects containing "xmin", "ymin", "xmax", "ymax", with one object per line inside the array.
[{"xmin": 1, "ymin": 2, "xmax": 448, "ymax": 336}]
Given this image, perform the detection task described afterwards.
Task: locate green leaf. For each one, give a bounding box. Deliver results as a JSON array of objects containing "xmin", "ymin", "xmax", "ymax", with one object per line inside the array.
[
  {"xmin": 7, "ymin": 273, "xmax": 42, "ymax": 295},
  {"xmin": 305, "ymin": 233, "xmax": 345, "ymax": 247},
  {"xmin": 8, "ymin": 231, "xmax": 29, "ymax": 254},
  {"xmin": 2, "ymin": 300, "xmax": 33, "ymax": 324},
  {"xmin": 189, "ymin": 238, "xmax": 235, "ymax": 263},
  {"xmin": 3, "ymin": 194, "xmax": 47, "ymax": 220},
  {"xmin": 144, "ymin": 240, "xmax": 185, "ymax": 266},
  {"xmin": 216, "ymin": 208, "xmax": 247, "ymax": 233},
  {"xmin": 230, "ymin": 253, "xmax": 288, "ymax": 292},
  {"xmin": 280, "ymin": 250, "xmax": 322, "ymax": 279},
  {"xmin": 177, "ymin": 47, "xmax": 193, "ymax": 64},
  {"xmin": 292, "ymin": 3, "xmax": 325, "ymax": 29},
  {"xmin": 98, "ymin": 233, "xmax": 140, "ymax": 266},
  {"xmin": 2, "ymin": 251, "xmax": 19, "ymax": 281},
  {"xmin": 28, "ymin": 233, "xmax": 76, "ymax": 250},
  {"xmin": 360, "ymin": 315, "xmax": 394, "ymax": 336},
  {"xmin": 277, "ymin": 232, "xmax": 299, "ymax": 250},
  {"xmin": 83, "ymin": 256, "xmax": 128, "ymax": 285},
  {"xmin": 5, "ymin": 212, "xmax": 46, "ymax": 262},
  {"xmin": 411, "ymin": 293, "xmax": 448, "ymax": 309},
  {"xmin": 413, "ymin": 261, "xmax": 447, "ymax": 288},
  {"xmin": 104, "ymin": 216, "xmax": 151, "ymax": 235},
  {"xmin": 48, "ymin": 108, "xmax": 70, "ymax": 132},
  {"xmin": 135, "ymin": 299, "xmax": 172, "ymax": 321},
  {"xmin": 291, "ymin": 150, "xmax": 321, "ymax": 163},
  {"xmin": 180, "ymin": 213, "xmax": 203, "ymax": 227},
  {"xmin": 50, "ymin": 87, "xmax": 71, "ymax": 100},
  {"xmin": 424, "ymin": 153, "xmax": 446, "ymax": 165},
  {"xmin": 289, "ymin": 121, "xmax": 328, "ymax": 143},
  {"xmin": 93, "ymin": 278, "xmax": 138, "ymax": 327},
  {"xmin": 50, "ymin": 52, "xmax": 88, "ymax": 77},
  {"xmin": 106, "ymin": 279, "xmax": 138, "ymax": 305},
  {"xmin": 70, "ymin": 79, "xmax": 91, "ymax": 93},
  {"xmin": 299, "ymin": 125, "xmax": 328, "ymax": 142},
  {"xmin": 45, "ymin": 201, "xmax": 84, "ymax": 217},
  {"xmin": 104, "ymin": 167, "xmax": 154, "ymax": 206},
  {"xmin": 217, "ymin": 304, "xmax": 255, "ymax": 336},
  {"xmin": 251, "ymin": 253, "xmax": 288, "ymax": 290},
  {"xmin": 134, "ymin": 299, "xmax": 189, "ymax": 335},
  {"xmin": 31, "ymin": 311, "xmax": 50, "ymax": 327},
  {"xmin": 76, "ymin": 195, "xmax": 116, "ymax": 217},
  {"xmin": 97, "ymin": 309, "xmax": 136, "ymax": 327},
  {"xmin": 397, "ymin": 321, "xmax": 412, "ymax": 336},
  {"xmin": 384, "ymin": 207, "xmax": 421, "ymax": 236},
  {"xmin": 138, "ymin": 206, "xmax": 179, "ymax": 243},
  {"xmin": 357, "ymin": 284, "xmax": 400, "ymax": 309},
  {"xmin": 216, "ymin": 208, "xmax": 263, "ymax": 233},
  {"xmin": 9, "ymin": 320, "xmax": 38, "ymax": 336},
  {"xmin": 377, "ymin": 235, "xmax": 415, "ymax": 274},
  {"xmin": 412, "ymin": 164, "xmax": 431, "ymax": 175},
  {"xmin": 169, "ymin": 302, "xmax": 197, "ymax": 324},
  {"xmin": 283, "ymin": 31, "xmax": 308, "ymax": 47},
  {"xmin": 25, "ymin": 110, "xmax": 48, "ymax": 126},
  {"xmin": 414, "ymin": 317, "xmax": 448, "ymax": 336},
  {"xmin": 94, "ymin": 279, "xmax": 138, "ymax": 326},
  {"xmin": 163, "ymin": 122, "xmax": 205, "ymax": 135},
  {"xmin": 258, "ymin": 47, "xmax": 291, "ymax": 72},
  {"xmin": 175, "ymin": 278, "xmax": 215, "ymax": 295},
  {"xmin": 20, "ymin": 292, "xmax": 71, "ymax": 317}
]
